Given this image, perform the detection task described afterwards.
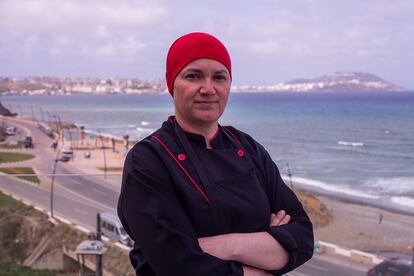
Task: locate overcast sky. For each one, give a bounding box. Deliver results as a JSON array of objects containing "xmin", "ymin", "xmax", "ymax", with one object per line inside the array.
[{"xmin": 1, "ymin": 0, "xmax": 413, "ymax": 88}]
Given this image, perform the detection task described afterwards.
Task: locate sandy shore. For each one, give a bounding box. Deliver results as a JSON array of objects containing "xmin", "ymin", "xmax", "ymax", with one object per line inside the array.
[{"xmin": 314, "ymin": 195, "xmax": 414, "ymax": 255}]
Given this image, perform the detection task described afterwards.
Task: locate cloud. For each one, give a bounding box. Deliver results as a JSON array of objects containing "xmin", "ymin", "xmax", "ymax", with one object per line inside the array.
[
  {"xmin": 1, "ymin": 0, "xmax": 413, "ymax": 87},
  {"xmin": 0, "ymin": 0, "xmax": 167, "ymax": 62},
  {"xmin": 0, "ymin": 0, "xmax": 168, "ymax": 34}
]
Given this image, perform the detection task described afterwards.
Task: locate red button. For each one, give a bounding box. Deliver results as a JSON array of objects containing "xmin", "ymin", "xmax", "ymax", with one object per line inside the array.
[
  {"xmin": 237, "ymin": 149, "xmax": 244, "ymax": 157},
  {"xmin": 178, "ymin": 153, "xmax": 186, "ymax": 161}
]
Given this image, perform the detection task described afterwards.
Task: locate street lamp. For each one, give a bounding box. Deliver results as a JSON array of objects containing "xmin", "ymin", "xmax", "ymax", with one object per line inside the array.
[
  {"xmin": 50, "ymin": 149, "xmax": 60, "ymax": 219},
  {"xmin": 99, "ymin": 135, "xmax": 107, "ymax": 179},
  {"xmin": 286, "ymin": 163, "xmax": 294, "ymax": 190}
]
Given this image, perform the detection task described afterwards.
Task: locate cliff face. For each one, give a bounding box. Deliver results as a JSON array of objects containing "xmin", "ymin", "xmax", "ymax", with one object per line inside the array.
[{"xmin": 0, "ymin": 102, "xmax": 16, "ymax": 116}]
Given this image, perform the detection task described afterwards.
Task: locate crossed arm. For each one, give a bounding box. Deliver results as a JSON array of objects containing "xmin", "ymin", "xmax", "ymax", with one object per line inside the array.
[{"xmin": 198, "ymin": 210, "xmax": 291, "ymax": 276}]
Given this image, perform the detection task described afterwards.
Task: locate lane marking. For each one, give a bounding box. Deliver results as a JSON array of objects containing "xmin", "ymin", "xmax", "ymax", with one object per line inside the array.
[
  {"xmin": 306, "ymin": 263, "xmax": 329, "ymax": 272},
  {"xmin": 93, "ymin": 188, "xmax": 106, "ymax": 196},
  {"xmin": 74, "ymin": 207, "xmax": 88, "ymax": 215},
  {"xmin": 289, "ymin": 271, "xmax": 309, "ymax": 276}
]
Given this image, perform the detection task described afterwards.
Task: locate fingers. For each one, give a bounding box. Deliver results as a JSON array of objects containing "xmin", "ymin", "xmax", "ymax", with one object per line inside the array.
[
  {"xmin": 269, "ymin": 210, "xmax": 291, "ymax": 227},
  {"xmin": 280, "ymin": 214, "xmax": 291, "ymax": 225}
]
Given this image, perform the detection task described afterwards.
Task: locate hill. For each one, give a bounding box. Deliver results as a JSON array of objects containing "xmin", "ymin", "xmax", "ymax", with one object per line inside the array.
[{"xmin": 232, "ymin": 72, "xmax": 407, "ymax": 93}]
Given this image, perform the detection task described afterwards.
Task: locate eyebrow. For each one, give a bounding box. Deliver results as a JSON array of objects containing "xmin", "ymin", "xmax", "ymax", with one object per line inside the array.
[{"xmin": 182, "ymin": 68, "xmax": 229, "ymax": 75}]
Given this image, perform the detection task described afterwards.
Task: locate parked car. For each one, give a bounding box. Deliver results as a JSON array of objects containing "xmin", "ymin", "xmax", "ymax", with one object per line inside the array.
[
  {"xmin": 24, "ymin": 136, "xmax": 33, "ymax": 148},
  {"xmin": 6, "ymin": 126, "xmax": 17, "ymax": 135},
  {"xmin": 99, "ymin": 212, "xmax": 133, "ymax": 247},
  {"xmin": 367, "ymin": 258, "xmax": 413, "ymax": 276},
  {"xmin": 60, "ymin": 147, "xmax": 73, "ymax": 162},
  {"xmin": 37, "ymin": 122, "xmax": 54, "ymax": 138}
]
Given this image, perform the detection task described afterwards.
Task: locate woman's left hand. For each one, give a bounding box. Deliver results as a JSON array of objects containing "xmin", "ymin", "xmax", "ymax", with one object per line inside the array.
[{"xmin": 269, "ymin": 210, "xmax": 291, "ymax": 227}]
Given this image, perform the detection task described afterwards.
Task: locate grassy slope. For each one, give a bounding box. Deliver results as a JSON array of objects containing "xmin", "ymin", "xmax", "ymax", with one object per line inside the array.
[
  {"xmin": 0, "ymin": 152, "xmax": 35, "ymax": 163},
  {"xmin": 0, "ymin": 192, "xmax": 55, "ymax": 275},
  {"xmin": 0, "ymin": 167, "xmax": 40, "ymax": 184},
  {"xmin": 0, "ymin": 191, "xmax": 134, "ymax": 275}
]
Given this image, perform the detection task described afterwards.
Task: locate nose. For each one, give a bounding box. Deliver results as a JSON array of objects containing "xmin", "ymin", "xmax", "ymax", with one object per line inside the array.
[{"xmin": 200, "ymin": 78, "xmax": 216, "ymax": 95}]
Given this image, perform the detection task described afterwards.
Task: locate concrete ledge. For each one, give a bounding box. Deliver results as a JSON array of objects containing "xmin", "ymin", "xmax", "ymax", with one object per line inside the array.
[{"xmin": 317, "ymin": 240, "xmax": 384, "ymax": 266}]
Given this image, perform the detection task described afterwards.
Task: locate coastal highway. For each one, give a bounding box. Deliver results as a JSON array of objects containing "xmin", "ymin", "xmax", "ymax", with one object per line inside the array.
[
  {"xmin": 0, "ymin": 175, "xmax": 111, "ymax": 230},
  {"xmin": 3, "ymin": 116, "xmax": 120, "ymax": 210},
  {"xmin": 0, "ymin": 116, "xmax": 370, "ymax": 275}
]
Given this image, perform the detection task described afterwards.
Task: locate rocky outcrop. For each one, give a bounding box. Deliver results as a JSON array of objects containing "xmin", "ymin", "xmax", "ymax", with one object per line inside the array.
[{"xmin": 0, "ymin": 102, "xmax": 17, "ymax": 116}]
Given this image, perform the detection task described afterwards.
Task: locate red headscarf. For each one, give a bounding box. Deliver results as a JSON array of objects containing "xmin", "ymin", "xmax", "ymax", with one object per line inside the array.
[{"xmin": 166, "ymin": 32, "xmax": 232, "ymax": 95}]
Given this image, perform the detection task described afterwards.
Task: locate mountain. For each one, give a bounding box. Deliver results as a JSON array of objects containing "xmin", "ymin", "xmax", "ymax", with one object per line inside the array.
[{"xmin": 232, "ymin": 72, "xmax": 407, "ymax": 93}]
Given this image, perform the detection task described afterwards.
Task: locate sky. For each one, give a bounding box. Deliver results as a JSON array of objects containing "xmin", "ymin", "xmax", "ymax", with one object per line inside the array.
[{"xmin": 0, "ymin": 0, "xmax": 413, "ymax": 89}]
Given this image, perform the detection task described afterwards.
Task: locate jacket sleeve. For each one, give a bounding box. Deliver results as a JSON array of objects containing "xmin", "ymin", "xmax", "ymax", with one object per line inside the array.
[
  {"xmin": 233, "ymin": 128, "xmax": 314, "ymax": 275},
  {"xmin": 258, "ymin": 144, "xmax": 314, "ymax": 275},
  {"xmin": 117, "ymin": 143, "xmax": 243, "ymax": 276}
]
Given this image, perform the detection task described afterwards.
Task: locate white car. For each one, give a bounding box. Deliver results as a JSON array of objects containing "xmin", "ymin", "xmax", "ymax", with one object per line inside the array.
[{"xmin": 6, "ymin": 126, "xmax": 16, "ymax": 135}]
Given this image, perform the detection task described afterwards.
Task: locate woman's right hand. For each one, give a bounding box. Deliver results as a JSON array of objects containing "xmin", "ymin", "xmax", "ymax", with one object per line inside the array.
[{"xmin": 243, "ymin": 265, "xmax": 272, "ymax": 276}]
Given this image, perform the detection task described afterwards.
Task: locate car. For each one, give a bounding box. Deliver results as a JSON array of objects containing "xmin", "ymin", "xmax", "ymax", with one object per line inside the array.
[
  {"xmin": 367, "ymin": 258, "xmax": 413, "ymax": 276},
  {"xmin": 60, "ymin": 147, "xmax": 73, "ymax": 162},
  {"xmin": 99, "ymin": 212, "xmax": 134, "ymax": 247},
  {"xmin": 6, "ymin": 126, "xmax": 17, "ymax": 135},
  {"xmin": 24, "ymin": 136, "xmax": 33, "ymax": 149},
  {"xmin": 60, "ymin": 155, "xmax": 71, "ymax": 162}
]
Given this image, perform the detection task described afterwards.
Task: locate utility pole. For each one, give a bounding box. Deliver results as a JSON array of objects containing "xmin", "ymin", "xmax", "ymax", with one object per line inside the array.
[
  {"xmin": 57, "ymin": 115, "xmax": 64, "ymax": 145},
  {"xmin": 30, "ymin": 105, "xmax": 36, "ymax": 121},
  {"xmin": 286, "ymin": 163, "xmax": 294, "ymax": 190},
  {"xmin": 100, "ymin": 135, "xmax": 107, "ymax": 179},
  {"xmin": 96, "ymin": 213, "xmax": 103, "ymax": 276},
  {"xmin": 39, "ymin": 107, "xmax": 45, "ymax": 122},
  {"xmin": 50, "ymin": 149, "xmax": 60, "ymax": 219},
  {"xmin": 410, "ymin": 245, "xmax": 414, "ymax": 276}
]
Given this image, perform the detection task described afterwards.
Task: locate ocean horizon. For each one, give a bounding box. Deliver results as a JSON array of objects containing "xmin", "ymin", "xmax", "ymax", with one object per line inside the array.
[{"xmin": 2, "ymin": 92, "xmax": 414, "ymax": 214}]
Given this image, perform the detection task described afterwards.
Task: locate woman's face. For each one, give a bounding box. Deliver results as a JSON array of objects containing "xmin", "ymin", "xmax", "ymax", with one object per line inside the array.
[{"xmin": 173, "ymin": 58, "xmax": 231, "ymax": 128}]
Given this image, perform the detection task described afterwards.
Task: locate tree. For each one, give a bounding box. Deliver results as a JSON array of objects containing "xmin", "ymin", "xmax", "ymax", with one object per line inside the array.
[{"xmin": 80, "ymin": 125, "xmax": 85, "ymax": 145}]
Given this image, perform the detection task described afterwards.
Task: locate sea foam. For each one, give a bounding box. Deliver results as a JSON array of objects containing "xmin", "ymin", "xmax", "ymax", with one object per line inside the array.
[
  {"xmin": 390, "ymin": 196, "xmax": 414, "ymax": 209},
  {"xmin": 337, "ymin": 140, "xmax": 364, "ymax": 147},
  {"xmin": 282, "ymin": 174, "xmax": 379, "ymax": 199}
]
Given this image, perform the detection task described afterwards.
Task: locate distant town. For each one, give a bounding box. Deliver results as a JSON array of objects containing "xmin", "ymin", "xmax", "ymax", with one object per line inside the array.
[{"xmin": 0, "ymin": 72, "xmax": 407, "ymax": 96}]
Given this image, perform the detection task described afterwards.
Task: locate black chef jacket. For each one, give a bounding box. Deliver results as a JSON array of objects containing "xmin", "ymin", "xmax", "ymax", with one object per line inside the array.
[{"xmin": 118, "ymin": 117, "xmax": 314, "ymax": 276}]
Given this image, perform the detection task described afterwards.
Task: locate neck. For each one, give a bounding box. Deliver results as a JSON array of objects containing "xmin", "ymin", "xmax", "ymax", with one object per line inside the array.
[{"xmin": 175, "ymin": 116, "xmax": 218, "ymax": 148}]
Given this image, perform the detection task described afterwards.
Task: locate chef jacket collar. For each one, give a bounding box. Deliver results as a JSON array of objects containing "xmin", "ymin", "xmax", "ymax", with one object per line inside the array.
[{"xmin": 167, "ymin": 116, "xmax": 222, "ymax": 148}]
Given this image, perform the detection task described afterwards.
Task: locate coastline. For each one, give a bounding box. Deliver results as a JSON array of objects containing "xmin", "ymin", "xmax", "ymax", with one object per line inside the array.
[{"xmin": 4, "ymin": 116, "xmax": 414, "ymax": 256}]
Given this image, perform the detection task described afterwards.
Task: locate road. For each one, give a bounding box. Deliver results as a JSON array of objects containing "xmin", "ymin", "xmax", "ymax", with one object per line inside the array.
[{"xmin": 0, "ymin": 116, "xmax": 370, "ymax": 275}]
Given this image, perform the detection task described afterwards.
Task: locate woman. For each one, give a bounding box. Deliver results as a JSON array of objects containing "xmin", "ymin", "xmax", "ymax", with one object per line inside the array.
[{"xmin": 118, "ymin": 32, "xmax": 314, "ymax": 276}]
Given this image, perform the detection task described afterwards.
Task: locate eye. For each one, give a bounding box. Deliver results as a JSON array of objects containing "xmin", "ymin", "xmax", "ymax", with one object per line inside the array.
[
  {"xmin": 185, "ymin": 73, "xmax": 200, "ymax": 80},
  {"xmin": 213, "ymin": 74, "xmax": 228, "ymax": 81}
]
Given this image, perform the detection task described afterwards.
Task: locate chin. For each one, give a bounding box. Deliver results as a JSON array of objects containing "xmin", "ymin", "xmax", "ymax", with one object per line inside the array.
[{"xmin": 196, "ymin": 113, "xmax": 220, "ymax": 124}]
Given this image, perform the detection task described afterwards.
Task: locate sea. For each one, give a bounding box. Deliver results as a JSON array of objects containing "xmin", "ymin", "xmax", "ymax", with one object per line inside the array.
[{"xmin": 2, "ymin": 92, "xmax": 414, "ymax": 214}]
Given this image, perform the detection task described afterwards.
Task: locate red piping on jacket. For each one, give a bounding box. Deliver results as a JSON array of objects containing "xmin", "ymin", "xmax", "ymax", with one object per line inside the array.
[
  {"xmin": 151, "ymin": 135, "xmax": 209, "ymax": 203},
  {"xmin": 223, "ymin": 127, "xmax": 241, "ymax": 145},
  {"xmin": 208, "ymin": 127, "xmax": 220, "ymax": 145}
]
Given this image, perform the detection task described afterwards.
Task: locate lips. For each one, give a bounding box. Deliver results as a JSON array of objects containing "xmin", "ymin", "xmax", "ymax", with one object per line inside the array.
[{"xmin": 195, "ymin": 101, "xmax": 218, "ymax": 104}]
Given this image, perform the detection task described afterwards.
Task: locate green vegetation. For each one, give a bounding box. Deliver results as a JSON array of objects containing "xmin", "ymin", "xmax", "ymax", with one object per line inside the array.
[
  {"xmin": 0, "ymin": 167, "xmax": 40, "ymax": 184},
  {"xmin": 0, "ymin": 152, "xmax": 35, "ymax": 164},
  {"xmin": 0, "ymin": 260, "xmax": 55, "ymax": 276},
  {"xmin": 0, "ymin": 191, "xmax": 55, "ymax": 275},
  {"xmin": 97, "ymin": 166, "xmax": 123, "ymax": 172},
  {"xmin": 0, "ymin": 191, "xmax": 134, "ymax": 275},
  {"xmin": 0, "ymin": 141, "xmax": 25, "ymax": 149}
]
